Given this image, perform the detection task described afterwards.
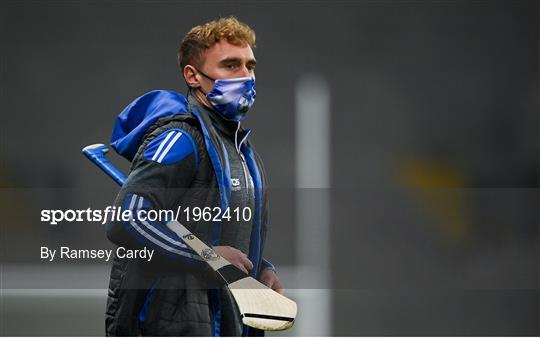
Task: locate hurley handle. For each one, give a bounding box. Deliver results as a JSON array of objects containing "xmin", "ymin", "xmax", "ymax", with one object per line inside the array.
[{"xmin": 82, "ymin": 143, "xmax": 127, "ymax": 186}]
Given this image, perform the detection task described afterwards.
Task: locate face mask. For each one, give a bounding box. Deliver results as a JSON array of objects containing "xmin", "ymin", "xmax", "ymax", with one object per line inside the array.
[{"xmin": 196, "ymin": 69, "xmax": 256, "ymax": 122}]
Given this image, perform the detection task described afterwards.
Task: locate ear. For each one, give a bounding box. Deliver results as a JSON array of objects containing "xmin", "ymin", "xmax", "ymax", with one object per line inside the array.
[{"xmin": 183, "ymin": 65, "xmax": 200, "ymax": 88}]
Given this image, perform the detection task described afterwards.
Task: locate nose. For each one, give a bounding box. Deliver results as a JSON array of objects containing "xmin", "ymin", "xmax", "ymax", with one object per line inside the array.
[{"xmin": 239, "ymin": 65, "xmax": 252, "ymax": 77}]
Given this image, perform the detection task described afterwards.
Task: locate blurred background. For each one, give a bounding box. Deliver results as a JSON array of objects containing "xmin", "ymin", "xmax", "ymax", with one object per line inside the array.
[{"xmin": 1, "ymin": 0, "xmax": 538, "ymax": 336}]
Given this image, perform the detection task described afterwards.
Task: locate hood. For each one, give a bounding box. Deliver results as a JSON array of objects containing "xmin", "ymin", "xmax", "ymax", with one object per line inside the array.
[{"xmin": 110, "ymin": 90, "xmax": 190, "ymax": 161}]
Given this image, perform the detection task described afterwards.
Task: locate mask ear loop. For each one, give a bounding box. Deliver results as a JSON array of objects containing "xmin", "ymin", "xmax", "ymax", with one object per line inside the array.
[
  {"xmin": 196, "ymin": 68, "xmax": 217, "ymax": 82},
  {"xmin": 183, "ymin": 65, "xmax": 215, "ymax": 96},
  {"xmin": 193, "ymin": 68, "xmax": 216, "ymax": 97}
]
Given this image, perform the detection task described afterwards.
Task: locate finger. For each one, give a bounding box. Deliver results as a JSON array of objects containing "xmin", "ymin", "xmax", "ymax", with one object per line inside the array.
[
  {"xmin": 235, "ymin": 262, "xmax": 249, "ymax": 274},
  {"xmin": 260, "ymin": 274, "xmax": 273, "ymax": 287},
  {"xmin": 269, "ymin": 279, "xmax": 283, "ymax": 294},
  {"xmin": 273, "ymin": 280, "xmax": 284, "ymax": 295},
  {"xmin": 242, "ymin": 257, "xmax": 254, "ymax": 271}
]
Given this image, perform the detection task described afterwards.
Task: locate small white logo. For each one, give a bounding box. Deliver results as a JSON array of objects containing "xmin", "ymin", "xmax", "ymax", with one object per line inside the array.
[{"xmin": 231, "ymin": 178, "xmax": 241, "ymax": 191}]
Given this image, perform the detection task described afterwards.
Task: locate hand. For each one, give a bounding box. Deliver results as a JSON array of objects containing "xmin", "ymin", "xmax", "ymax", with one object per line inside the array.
[
  {"xmin": 213, "ymin": 246, "xmax": 253, "ymax": 274},
  {"xmin": 259, "ymin": 268, "xmax": 284, "ymax": 295}
]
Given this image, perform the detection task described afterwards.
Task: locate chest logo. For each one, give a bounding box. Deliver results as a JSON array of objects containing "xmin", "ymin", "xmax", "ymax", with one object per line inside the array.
[{"xmin": 231, "ymin": 178, "xmax": 241, "ymax": 191}]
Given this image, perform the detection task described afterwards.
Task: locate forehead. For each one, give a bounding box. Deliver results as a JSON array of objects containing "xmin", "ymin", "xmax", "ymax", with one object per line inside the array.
[{"xmin": 202, "ymin": 39, "xmax": 255, "ymax": 64}]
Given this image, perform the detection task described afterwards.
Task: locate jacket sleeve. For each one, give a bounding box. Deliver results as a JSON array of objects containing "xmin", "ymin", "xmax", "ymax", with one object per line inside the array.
[
  {"xmin": 106, "ymin": 121, "xmax": 206, "ymax": 267},
  {"xmin": 261, "ymin": 258, "xmax": 276, "ymax": 273}
]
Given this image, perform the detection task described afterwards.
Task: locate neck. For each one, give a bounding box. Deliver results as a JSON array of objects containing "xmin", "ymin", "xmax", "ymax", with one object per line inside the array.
[
  {"xmin": 193, "ymin": 87, "xmax": 213, "ymax": 109},
  {"xmin": 188, "ymin": 90, "xmax": 240, "ymax": 136}
]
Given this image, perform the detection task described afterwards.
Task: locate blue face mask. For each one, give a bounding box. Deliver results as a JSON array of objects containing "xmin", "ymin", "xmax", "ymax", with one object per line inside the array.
[{"xmin": 196, "ymin": 69, "xmax": 256, "ymax": 122}]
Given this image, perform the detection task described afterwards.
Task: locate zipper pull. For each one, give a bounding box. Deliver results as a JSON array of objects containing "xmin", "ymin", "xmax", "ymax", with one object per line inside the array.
[{"xmin": 235, "ymin": 122, "xmax": 241, "ymax": 153}]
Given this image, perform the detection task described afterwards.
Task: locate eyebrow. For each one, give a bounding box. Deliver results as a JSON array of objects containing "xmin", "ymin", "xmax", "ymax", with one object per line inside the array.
[{"xmin": 219, "ymin": 57, "xmax": 257, "ymax": 66}]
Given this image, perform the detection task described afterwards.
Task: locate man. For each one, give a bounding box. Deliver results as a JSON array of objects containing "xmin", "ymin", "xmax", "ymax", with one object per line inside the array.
[{"xmin": 104, "ymin": 17, "xmax": 282, "ymax": 336}]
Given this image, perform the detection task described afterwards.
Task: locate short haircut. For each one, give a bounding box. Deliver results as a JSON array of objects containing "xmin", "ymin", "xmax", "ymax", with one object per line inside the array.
[{"xmin": 178, "ymin": 16, "xmax": 256, "ymax": 70}]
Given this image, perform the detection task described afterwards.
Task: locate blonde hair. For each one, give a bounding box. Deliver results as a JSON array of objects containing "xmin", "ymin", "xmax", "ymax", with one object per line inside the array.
[{"xmin": 178, "ymin": 16, "xmax": 256, "ymax": 69}]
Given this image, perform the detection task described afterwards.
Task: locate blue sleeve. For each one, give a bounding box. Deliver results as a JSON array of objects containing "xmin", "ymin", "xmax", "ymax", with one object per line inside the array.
[
  {"xmin": 118, "ymin": 192, "xmax": 203, "ymax": 265},
  {"xmin": 106, "ymin": 124, "xmax": 205, "ymax": 267},
  {"xmin": 142, "ymin": 128, "xmax": 198, "ymax": 167},
  {"xmin": 261, "ymin": 257, "xmax": 276, "ymax": 273}
]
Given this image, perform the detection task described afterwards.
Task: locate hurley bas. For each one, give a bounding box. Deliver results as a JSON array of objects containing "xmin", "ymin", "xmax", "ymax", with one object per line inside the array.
[{"xmin": 40, "ymin": 246, "xmax": 154, "ymax": 262}]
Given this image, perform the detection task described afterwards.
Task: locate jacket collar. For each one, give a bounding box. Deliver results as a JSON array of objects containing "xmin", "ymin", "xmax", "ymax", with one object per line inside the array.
[{"xmin": 187, "ymin": 91, "xmax": 251, "ymax": 150}]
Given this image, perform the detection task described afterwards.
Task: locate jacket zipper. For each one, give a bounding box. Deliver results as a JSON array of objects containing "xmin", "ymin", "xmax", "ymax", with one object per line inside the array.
[
  {"xmin": 235, "ymin": 122, "xmax": 251, "ymax": 190},
  {"xmin": 240, "ymin": 153, "xmax": 250, "ymax": 191}
]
